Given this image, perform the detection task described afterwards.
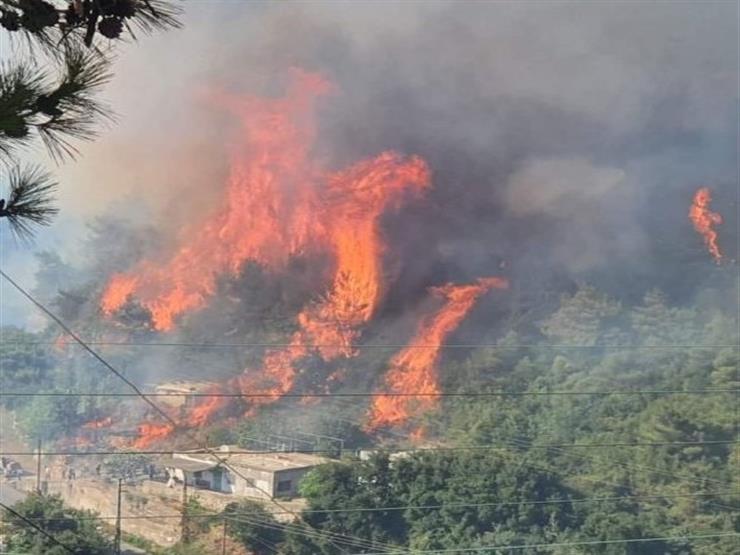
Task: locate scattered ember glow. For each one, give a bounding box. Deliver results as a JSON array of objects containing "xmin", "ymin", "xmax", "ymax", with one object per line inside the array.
[
  {"xmin": 366, "ymin": 277, "xmax": 509, "ymax": 431},
  {"xmin": 689, "ymin": 187, "xmax": 723, "ymax": 263},
  {"xmin": 53, "ymin": 334, "xmax": 68, "ymax": 353},
  {"xmin": 409, "ymin": 427, "xmax": 426, "ymax": 442},
  {"xmin": 73, "ymin": 436, "xmax": 93, "ymax": 448}
]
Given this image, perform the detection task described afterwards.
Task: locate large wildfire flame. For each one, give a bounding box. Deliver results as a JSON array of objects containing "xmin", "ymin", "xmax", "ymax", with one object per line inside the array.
[
  {"xmin": 366, "ymin": 277, "xmax": 509, "ymax": 430},
  {"xmin": 689, "ymin": 187, "xmax": 722, "ymax": 263},
  {"xmin": 105, "ymin": 70, "xmax": 437, "ymax": 443},
  {"xmin": 184, "ymin": 151, "xmax": 431, "ymax": 427},
  {"xmin": 101, "ymin": 70, "xmax": 333, "ymax": 330}
]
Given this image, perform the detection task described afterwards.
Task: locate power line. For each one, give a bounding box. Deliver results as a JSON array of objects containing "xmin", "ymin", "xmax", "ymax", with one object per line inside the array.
[
  {"xmin": 4, "ymin": 340, "xmax": 738, "ymax": 349},
  {"xmin": 224, "ymin": 512, "xmax": 396, "ymax": 552},
  {"xmin": 3, "ymin": 439, "xmax": 737, "ymax": 458},
  {"xmin": 503, "ymin": 435, "xmax": 733, "ymax": 489},
  {"xmin": 0, "ymin": 500, "xmax": 76, "ymax": 553},
  {"xmin": 352, "ymin": 532, "xmax": 740, "ymax": 554},
  {"xmin": 2, "ymin": 268, "xmax": 736, "ymax": 549},
  {"xmin": 21, "ymin": 490, "xmax": 732, "ymax": 521},
  {"xmin": 0, "ymin": 388, "xmax": 735, "ymax": 398},
  {"xmin": 0, "ymin": 268, "xmax": 366, "ymax": 554},
  {"xmin": 329, "ymin": 395, "xmax": 740, "ymax": 498}
]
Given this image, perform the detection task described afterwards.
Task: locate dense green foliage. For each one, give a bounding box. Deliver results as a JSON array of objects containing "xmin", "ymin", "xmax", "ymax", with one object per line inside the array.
[
  {"xmin": 3, "ymin": 239, "xmax": 737, "ymax": 554},
  {"xmin": 0, "ymin": 323, "xmax": 123, "ymax": 442},
  {"xmin": 250, "ymin": 285, "xmax": 736, "ymax": 554},
  {"xmin": 222, "ymin": 500, "xmax": 285, "ymax": 554},
  {"xmin": 2, "ymin": 493, "xmax": 112, "ymax": 554}
]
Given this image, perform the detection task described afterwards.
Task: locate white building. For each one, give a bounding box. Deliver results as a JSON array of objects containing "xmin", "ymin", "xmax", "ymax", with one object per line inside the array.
[{"xmin": 160, "ymin": 446, "xmax": 328, "ymax": 499}]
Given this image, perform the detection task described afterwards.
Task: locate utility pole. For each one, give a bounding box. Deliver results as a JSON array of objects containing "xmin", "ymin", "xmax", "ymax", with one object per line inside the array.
[
  {"xmin": 115, "ymin": 478, "xmax": 122, "ymax": 555},
  {"xmin": 181, "ymin": 479, "xmax": 190, "ymax": 543},
  {"xmin": 35, "ymin": 439, "xmax": 41, "ymax": 494},
  {"xmin": 221, "ymin": 517, "xmax": 228, "ymax": 555}
]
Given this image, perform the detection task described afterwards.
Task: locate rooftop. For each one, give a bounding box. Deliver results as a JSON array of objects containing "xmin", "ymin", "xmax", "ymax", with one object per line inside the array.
[{"xmin": 170, "ymin": 446, "xmax": 329, "ymax": 473}]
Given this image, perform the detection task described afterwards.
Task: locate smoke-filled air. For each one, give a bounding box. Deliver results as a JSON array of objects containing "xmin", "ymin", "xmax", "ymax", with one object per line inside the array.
[{"xmin": 0, "ymin": 1, "xmax": 737, "ymax": 552}]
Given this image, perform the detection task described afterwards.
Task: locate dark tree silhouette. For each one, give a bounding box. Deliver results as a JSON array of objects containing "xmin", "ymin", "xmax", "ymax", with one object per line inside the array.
[
  {"xmin": 0, "ymin": 47, "xmax": 111, "ymax": 161},
  {"xmin": 0, "ymin": 0, "xmax": 181, "ymax": 239},
  {"xmin": 0, "ymin": 165, "xmax": 58, "ymax": 240},
  {"xmin": 0, "ymin": 1, "xmax": 181, "ymax": 47}
]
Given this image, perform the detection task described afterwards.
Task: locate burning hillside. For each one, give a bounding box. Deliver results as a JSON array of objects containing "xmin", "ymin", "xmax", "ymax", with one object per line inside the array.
[
  {"xmin": 367, "ymin": 277, "xmax": 509, "ymax": 432},
  {"xmin": 99, "ymin": 70, "xmax": 505, "ymax": 441}
]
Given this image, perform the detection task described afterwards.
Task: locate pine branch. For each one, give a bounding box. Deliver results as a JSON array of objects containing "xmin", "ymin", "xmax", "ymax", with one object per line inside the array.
[
  {"xmin": 0, "ymin": 61, "xmax": 45, "ymax": 157},
  {"xmin": 0, "ymin": 48, "xmax": 113, "ymax": 162},
  {"xmin": 0, "ymin": 164, "xmax": 59, "ymax": 241},
  {"xmin": 35, "ymin": 46, "xmax": 114, "ymax": 160},
  {"xmin": 131, "ymin": 0, "xmax": 181, "ymax": 34},
  {"xmin": 1, "ymin": 1, "xmax": 182, "ymax": 50}
]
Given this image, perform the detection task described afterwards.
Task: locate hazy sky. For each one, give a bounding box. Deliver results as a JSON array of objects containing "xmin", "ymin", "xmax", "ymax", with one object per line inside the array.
[{"xmin": 1, "ymin": 0, "xmax": 737, "ymax": 327}]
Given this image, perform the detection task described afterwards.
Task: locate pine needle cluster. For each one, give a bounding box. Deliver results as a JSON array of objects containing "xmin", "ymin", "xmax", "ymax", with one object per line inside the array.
[{"xmin": 0, "ymin": 0, "xmax": 181, "ymax": 240}]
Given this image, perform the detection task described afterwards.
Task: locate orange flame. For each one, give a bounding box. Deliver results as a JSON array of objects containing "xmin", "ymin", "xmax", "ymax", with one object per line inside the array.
[
  {"xmin": 366, "ymin": 277, "xmax": 509, "ymax": 430},
  {"xmin": 689, "ymin": 187, "xmax": 722, "ymax": 263},
  {"xmin": 101, "ymin": 70, "xmax": 332, "ymax": 330},
  {"xmin": 132, "ymin": 422, "xmax": 175, "ymax": 449},
  {"xmin": 234, "ymin": 154, "xmax": 428, "ymax": 414},
  {"xmin": 188, "ymin": 389, "xmax": 229, "ymax": 428},
  {"xmin": 188, "ymin": 153, "xmax": 430, "ymax": 426},
  {"xmin": 100, "ymin": 70, "xmax": 433, "ymax": 429},
  {"xmin": 101, "ymin": 274, "xmax": 139, "ymax": 316}
]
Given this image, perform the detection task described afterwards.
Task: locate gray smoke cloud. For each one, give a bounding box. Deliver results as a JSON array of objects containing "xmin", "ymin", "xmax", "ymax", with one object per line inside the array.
[{"xmin": 4, "ymin": 0, "xmax": 738, "ymax": 327}]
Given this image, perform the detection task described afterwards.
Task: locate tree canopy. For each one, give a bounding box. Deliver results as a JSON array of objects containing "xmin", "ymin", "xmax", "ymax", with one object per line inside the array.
[{"xmin": 2, "ymin": 493, "xmax": 112, "ymax": 554}]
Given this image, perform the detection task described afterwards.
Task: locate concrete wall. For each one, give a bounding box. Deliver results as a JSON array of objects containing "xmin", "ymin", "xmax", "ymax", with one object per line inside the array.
[
  {"xmin": 16, "ymin": 477, "xmax": 183, "ymax": 547},
  {"xmin": 230, "ymin": 466, "xmax": 274, "ymax": 499},
  {"xmin": 273, "ymin": 467, "xmax": 313, "ymax": 498},
  {"xmin": 13, "ymin": 474, "xmax": 310, "ymax": 547}
]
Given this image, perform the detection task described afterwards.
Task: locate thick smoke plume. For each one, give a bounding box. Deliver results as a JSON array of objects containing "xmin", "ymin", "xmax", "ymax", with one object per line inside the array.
[{"xmin": 16, "ymin": 2, "xmax": 738, "ymax": 439}]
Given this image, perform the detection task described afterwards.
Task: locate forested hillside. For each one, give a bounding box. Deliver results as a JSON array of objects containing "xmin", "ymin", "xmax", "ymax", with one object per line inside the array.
[{"xmin": 3, "ymin": 273, "xmax": 736, "ymax": 553}]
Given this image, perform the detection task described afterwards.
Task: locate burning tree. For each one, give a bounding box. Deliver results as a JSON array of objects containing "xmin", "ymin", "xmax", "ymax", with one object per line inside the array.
[{"xmin": 689, "ymin": 187, "xmax": 723, "ymax": 263}]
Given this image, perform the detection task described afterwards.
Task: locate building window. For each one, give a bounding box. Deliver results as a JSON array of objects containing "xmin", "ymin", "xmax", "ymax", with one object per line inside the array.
[{"xmin": 277, "ymin": 480, "xmax": 292, "ymax": 493}]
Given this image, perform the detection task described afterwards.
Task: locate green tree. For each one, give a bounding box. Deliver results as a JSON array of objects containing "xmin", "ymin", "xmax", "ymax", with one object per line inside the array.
[
  {"xmin": 394, "ymin": 451, "xmax": 578, "ymax": 551},
  {"xmin": 2, "ymin": 493, "xmax": 112, "ymax": 554},
  {"xmin": 540, "ymin": 285, "xmax": 622, "ymax": 346},
  {"xmin": 222, "ymin": 500, "xmax": 284, "ymax": 555},
  {"xmin": 15, "ymin": 394, "xmax": 79, "ymax": 441},
  {"xmin": 306, "ymin": 455, "xmax": 404, "ymax": 548},
  {"xmin": 0, "ymin": 326, "xmax": 53, "ymax": 400}
]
